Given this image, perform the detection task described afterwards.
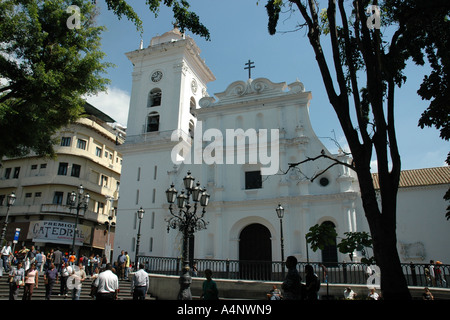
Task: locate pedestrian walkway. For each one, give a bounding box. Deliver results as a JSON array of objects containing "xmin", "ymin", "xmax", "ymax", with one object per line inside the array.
[{"xmin": 0, "ymin": 273, "xmax": 154, "ymax": 300}]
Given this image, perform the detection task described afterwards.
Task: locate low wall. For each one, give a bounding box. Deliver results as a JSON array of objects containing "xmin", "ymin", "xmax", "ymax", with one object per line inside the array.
[{"xmin": 147, "ymin": 273, "xmax": 450, "ymax": 300}]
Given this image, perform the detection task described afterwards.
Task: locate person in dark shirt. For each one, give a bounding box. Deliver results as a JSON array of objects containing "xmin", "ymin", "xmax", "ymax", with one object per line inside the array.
[
  {"xmin": 282, "ymin": 256, "xmax": 303, "ymax": 300},
  {"xmin": 44, "ymin": 263, "xmax": 59, "ymax": 300}
]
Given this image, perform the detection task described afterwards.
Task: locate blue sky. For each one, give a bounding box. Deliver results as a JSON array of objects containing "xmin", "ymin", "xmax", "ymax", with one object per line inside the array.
[{"xmin": 86, "ymin": 0, "xmax": 448, "ymax": 172}]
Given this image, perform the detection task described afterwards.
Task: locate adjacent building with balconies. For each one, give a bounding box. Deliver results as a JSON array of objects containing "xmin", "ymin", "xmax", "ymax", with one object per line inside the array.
[{"xmin": 0, "ymin": 102, "xmax": 125, "ymax": 259}]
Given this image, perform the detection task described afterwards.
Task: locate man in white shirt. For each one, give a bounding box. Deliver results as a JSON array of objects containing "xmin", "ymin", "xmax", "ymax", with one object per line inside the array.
[
  {"xmin": 69, "ymin": 262, "xmax": 86, "ymax": 300},
  {"xmin": 132, "ymin": 263, "xmax": 149, "ymax": 300},
  {"xmin": 93, "ymin": 263, "xmax": 119, "ymax": 300},
  {"xmin": 1, "ymin": 242, "xmax": 12, "ymax": 272}
]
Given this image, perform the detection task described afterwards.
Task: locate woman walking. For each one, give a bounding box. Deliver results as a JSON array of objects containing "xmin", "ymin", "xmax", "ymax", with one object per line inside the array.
[
  {"xmin": 8, "ymin": 262, "xmax": 25, "ymax": 300},
  {"xmin": 22, "ymin": 263, "xmax": 38, "ymax": 300}
]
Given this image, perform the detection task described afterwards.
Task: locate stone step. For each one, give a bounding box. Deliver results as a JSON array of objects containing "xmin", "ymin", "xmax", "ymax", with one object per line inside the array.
[{"xmin": 0, "ymin": 273, "xmax": 152, "ymax": 300}]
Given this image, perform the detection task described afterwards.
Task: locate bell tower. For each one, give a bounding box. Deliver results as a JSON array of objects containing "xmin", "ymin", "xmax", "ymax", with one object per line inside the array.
[
  {"xmin": 114, "ymin": 29, "xmax": 215, "ymax": 258},
  {"xmin": 125, "ymin": 28, "xmax": 215, "ymax": 138}
]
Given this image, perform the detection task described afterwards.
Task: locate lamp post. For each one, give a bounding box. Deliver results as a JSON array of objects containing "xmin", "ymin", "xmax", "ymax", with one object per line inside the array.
[
  {"xmin": 276, "ymin": 203, "xmax": 285, "ymax": 277},
  {"xmin": 135, "ymin": 207, "xmax": 145, "ymax": 270},
  {"xmin": 165, "ymin": 170, "xmax": 209, "ymax": 300},
  {"xmin": 105, "ymin": 193, "xmax": 118, "ymax": 263},
  {"xmin": 0, "ymin": 192, "xmax": 16, "ymax": 245},
  {"xmin": 68, "ymin": 184, "xmax": 90, "ymax": 255}
]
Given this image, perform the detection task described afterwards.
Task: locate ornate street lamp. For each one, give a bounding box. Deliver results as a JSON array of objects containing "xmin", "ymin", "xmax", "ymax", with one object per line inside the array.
[
  {"xmin": 68, "ymin": 184, "xmax": 90, "ymax": 254},
  {"xmin": 135, "ymin": 207, "xmax": 145, "ymax": 270},
  {"xmin": 165, "ymin": 171, "xmax": 210, "ymax": 300},
  {"xmin": 276, "ymin": 203, "xmax": 285, "ymax": 277},
  {"xmin": 0, "ymin": 192, "xmax": 16, "ymax": 245}
]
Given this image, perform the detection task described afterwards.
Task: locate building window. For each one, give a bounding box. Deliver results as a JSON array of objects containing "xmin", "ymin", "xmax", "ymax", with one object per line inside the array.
[
  {"xmin": 148, "ymin": 88, "xmax": 162, "ymax": 107},
  {"xmin": 66, "ymin": 192, "xmax": 73, "ymax": 205},
  {"xmin": 31, "ymin": 164, "xmax": 38, "ymax": 170},
  {"xmin": 321, "ymin": 221, "xmax": 338, "ymax": 267},
  {"xmin": 151, "ymin": 212, "xmax": 155, "ymax": 229},
  {"xmin": 96, "ymin": 147, "xmax": 102, "ymax": 157},
  {"xmin": 71, "ymin": 164, "xmax": 81, "ymax": 178},
  {"xmin": 245, "ymin": 170, "xmax": 262, "ymax": 189},
  {"xmin": 57, "ymin": 162, "xmax": 68, "ymax": 175},
  {"xmin": 100, "ymin": 175, "xmax": 108, "ymax": 187},
  {"xmin": 97, "ymin": 202, "xmax": 104, "ymax": 214},
  {"xmin": 189, "ymin": 120, "xmax": 195, "ymax": 139},
  {"xmin": 61, "ymin": 137, "xmax": 72, "ymax": 147},
  {"xmin": 4, "ymin": 168, "xmax": 11, "ymax": 179},
  {"xmin": 53, "ymin": 192, "xmax": 64, "ymax": 205},
  {"xmin": 319, "ymin": 177, "xmax": 330, "ymax": 187},
  {"xmin": 146, "ymin": 112, "xmax": 160, "ymax": 132},
  {"xmin": 77, "ymin": 139, "xmax": 87, "ymax": 150},
  {"xmin": 13, "ymin": 167, "xmax": 20, "ymax": 179},
  {"xmin": 190, "ymin": 97, "xmax": 197, "ymax": 117}
]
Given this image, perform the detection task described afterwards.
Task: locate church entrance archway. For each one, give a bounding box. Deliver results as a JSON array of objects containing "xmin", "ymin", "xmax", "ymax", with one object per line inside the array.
[{"xmin": 239, "ymin": 223, "xmax": 272, "ymax": 280}]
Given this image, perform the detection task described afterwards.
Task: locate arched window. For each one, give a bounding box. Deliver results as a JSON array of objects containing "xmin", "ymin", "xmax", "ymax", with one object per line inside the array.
[
  {"xmin": 190, "ymin": 97, "xmax": 197, "ymax": 116},
  {"xmin": 321, "ymin": 221, "xmax": 338, "ymax": 267},
  {"xmin": 148, "ymin": 88, "xmax": 162, "ymax": 107},
  {"xmin": 146, "ymin": 112, "xmax": 160, "ymax": 132},
  {"xmin": 189, "ymin": 120, "xmax": 195, "ymax": 139}
]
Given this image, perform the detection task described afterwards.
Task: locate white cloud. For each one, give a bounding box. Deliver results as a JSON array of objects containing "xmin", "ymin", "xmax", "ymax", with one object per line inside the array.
[{"xmin": 85, "ymin": 86, "xmax": 130, "ymax": 127}]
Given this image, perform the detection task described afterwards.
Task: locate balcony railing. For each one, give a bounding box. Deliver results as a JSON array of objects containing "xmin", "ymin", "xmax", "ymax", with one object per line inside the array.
[
  {"xmin": 41, "ymin": 204, "xmax": 85, "ymax": 217},
  {"xmin": 136, "ymin": 255, "xmax": 449, "ymax": 287}
]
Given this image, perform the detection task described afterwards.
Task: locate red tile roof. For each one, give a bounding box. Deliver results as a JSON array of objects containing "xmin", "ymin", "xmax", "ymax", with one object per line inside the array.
[{"xmin": 372, "ymin": 166, "xmax": 450, "ymax": 189}]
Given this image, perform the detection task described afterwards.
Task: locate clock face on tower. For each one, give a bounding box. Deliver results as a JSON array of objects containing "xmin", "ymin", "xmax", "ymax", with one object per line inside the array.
[
  {"xmin": 151, "ymin": 70, "xmax": 163, "ymax": 82},
  {"xmin": 191, "ymin": 78, "xmax": 198, "ymax": 93}
]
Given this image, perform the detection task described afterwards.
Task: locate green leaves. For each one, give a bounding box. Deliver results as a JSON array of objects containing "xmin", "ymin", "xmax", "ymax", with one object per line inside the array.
[
  {"xmin": 265, "ymin": 0, "xmax": 282, "ymax": 35},
  {"xmin": 337, "ymin": 231, "xmax": 372, "ymax": 255},
  {"xmin": 306, "ymin": 223, "xmax": 374, "ymax": 262},
  {"xmin": 305, "ymin": 223, "xmax": 337, "ymax": 252},
  {"xmin": 171, "ymin": 0, "xmax": 210, "ymax": 40},
  {"xmin": 101, "ymin": 1, "xmax": 211, "ymax": 39},
  {"xmin": 0, "ymin": 0, "xmax": 110, "ymax": 158},
  {"xmin": 104, "ymin": 0, "xmax": 144, "ymax": 33}
]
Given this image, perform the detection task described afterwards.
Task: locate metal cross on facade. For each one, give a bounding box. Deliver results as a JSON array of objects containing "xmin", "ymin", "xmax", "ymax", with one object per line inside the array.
[{"xmin": 244, "ymin": 59, "xmax": 255, "ymax": 79}]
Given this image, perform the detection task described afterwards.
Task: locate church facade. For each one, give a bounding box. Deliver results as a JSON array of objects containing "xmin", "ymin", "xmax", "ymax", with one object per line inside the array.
[{"xmin": 113, "ymin": 28, "xmax": 450, "ymax": 266}]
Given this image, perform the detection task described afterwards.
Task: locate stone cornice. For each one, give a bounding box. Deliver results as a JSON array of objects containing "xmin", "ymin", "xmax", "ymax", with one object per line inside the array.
[
  {"xmin": 198, "ymin": 78, "xmax": 311, "ymax": 116},
  {"xmin": 125, "ymin": 36, "xmax": 215, "ymax": 84},
  {"xmin": 204, "ymin": 191, "xmax": 360, "ymax": 209}
]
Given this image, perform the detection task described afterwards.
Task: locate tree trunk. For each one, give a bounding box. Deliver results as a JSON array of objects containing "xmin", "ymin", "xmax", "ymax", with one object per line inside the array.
[
  {"xmin": 289, "ymin": 0, "xmax": 412, "ymax": 299},
  {"xmin": 357, "ymin": 166, "xmax": 411, "ymax": 299}
]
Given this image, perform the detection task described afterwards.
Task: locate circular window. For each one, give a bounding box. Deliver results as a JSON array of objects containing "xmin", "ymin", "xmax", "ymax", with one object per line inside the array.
[{"xmin": 319, "ymin": 177, "xmax": 329, "ymax": 187}]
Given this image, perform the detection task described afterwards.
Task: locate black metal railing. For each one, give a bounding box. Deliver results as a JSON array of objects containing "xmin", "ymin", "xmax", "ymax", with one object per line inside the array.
[{"xmin": 137, "ymin": 255, "xmax": 449, "ymax": 287}]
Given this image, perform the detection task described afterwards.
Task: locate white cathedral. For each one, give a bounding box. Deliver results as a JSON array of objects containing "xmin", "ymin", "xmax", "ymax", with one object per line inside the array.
[{"xmin": 113, "ymin": 28, "xmax": 450, "ymax": 266}]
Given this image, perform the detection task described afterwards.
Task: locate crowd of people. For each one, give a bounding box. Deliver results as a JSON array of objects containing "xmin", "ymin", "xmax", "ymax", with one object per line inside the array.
[
  {"xmin": 1, "ymin": 243, "xmax": 150, "ymax": 300},
  {"xmin": 2, "ymin": 242, "xmax": 447, "ymax": 301},
  {"xmin": 425, "ymin": 259, "xmax": 447, "ymax": 288}
]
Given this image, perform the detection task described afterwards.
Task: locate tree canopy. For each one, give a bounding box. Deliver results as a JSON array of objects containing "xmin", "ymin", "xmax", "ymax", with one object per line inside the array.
[
  {"xmin": 0, "ymin": 0, "xmax": 110, "ymax": 158},
  {"xmin": 0, "ymin": 0, "xmax": 210, "ymax": 160}
]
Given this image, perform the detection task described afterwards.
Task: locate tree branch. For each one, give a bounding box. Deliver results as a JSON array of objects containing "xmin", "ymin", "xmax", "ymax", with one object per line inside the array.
[
  {"xmin": 288, "ymin": 152, "xmax": 355, "ymax": 182},
  {"xmin": 290, "ymin": 0, "xmax": 339, "ymax": 103},
  {"xmin": 327, "ymin": 0, "xmax": 348, "ymax": 98},
  {"xmin": 288, "ymin": 152, "xmax": 355, "ymax": 170},
  {"xmin": 338, "ymin": 0, "xmax": 372, "ymax": 147}
]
